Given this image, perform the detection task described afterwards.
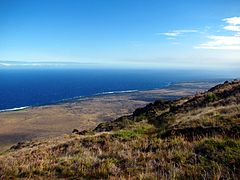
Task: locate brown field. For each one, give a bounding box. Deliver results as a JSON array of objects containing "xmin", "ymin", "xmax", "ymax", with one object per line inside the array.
[{"xmin": 0, "ymin": 81, "xmax": 218, "ymax": 152}]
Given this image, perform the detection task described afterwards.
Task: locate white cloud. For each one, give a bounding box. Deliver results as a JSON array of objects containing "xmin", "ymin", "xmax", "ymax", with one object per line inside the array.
[
  {"xmin": 195, "ymin": 35, "xmax": 240, "ymax": 50},
  {"xmin": 223, "ymin": 17, "xmax": 240, "ymax": 33},
  {"xmin": 177, "ymin": 30, "xmax": 198, "ymax": 33},
  {"xmin": 224, "ymin": 25, "xmax": 240, "ymax": 32},
  {"xmin": 161, "ymin": 32, "xmax": 181, "ymax": 37},
  {"xmin": 0, "ymin": 61, "xmax": 100, "ymax": 68},
  {"xmin": 157, "ymin": 29, "xmax": 198, "ymax": 37},
  {"xmin": 196, "ymin": 16, "xmax": 240, "ymax": 50},
  {"xmin": 223, "ymin": 17, "xmax": 240, "ymax": 25},
  {"xmin": 0, "ymin": 63, "xmax": 11, "ymax": 67}
]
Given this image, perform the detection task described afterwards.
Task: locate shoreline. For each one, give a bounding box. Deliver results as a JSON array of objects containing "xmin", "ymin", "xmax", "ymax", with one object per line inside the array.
[
  {"xmin": 0, "ymin": 79, "xmax": 225, "ymax": 113},
  {"xmin": 0, "ymin": 83, "xmax": 171, "ymax": 113},
  {"xmin": 0, "ymin": 106, "xmax": 30, "ymax": 113}
]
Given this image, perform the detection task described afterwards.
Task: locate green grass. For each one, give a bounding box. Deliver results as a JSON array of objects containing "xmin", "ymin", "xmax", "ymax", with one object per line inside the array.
[
  {"xmin": 205, "ymin": 92, "xmax": 217, "ymax": 102},
  {"xmin": 112, "ymin": 123, "xmax": 154, "ymax": 140}
]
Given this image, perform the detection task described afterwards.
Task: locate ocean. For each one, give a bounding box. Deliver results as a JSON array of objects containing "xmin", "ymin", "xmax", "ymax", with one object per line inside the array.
[{"xmin": 0, "ymin": 68, "xmax": 239, "ymax": 111}]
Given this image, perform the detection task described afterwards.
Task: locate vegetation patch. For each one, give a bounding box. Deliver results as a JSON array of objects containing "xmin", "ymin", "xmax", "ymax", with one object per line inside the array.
[
  {"xmin": 194, "ymin": 138, "xmax": 240, "ymax": 176},
  {"xmin": 205, "ymin": 92, "xmax": 217, "ymax": 102},
  {"xmin": 112, "ymin": 123, "xmax": 154, "ymax": 140}
]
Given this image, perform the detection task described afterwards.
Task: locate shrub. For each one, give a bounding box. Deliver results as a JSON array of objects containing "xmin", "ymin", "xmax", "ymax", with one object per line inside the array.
[{"xmin": 205, "ymin": 93, "xmax": 217, "ymax": 102}]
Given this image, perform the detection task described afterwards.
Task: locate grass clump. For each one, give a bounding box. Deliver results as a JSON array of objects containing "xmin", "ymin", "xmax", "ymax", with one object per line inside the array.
[
  {"xmin": 112, "ymin": 123, "xmax": 154, "ymax": 140},
  {"xmin": 205, "ymin": 92, "xmax": 217, "ymax": 102}
]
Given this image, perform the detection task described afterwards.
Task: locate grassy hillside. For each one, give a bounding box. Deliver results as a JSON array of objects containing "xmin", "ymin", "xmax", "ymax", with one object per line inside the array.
[{"xmin": 0, "ymin": 80, "xmax": 239, "ymax": 179}]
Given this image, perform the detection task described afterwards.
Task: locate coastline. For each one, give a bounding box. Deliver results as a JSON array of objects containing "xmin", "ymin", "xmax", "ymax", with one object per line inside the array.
[
  {"xmin": 0, "ymin": 80, "xmax": 222, "ymax": 113},
  {"xmin": 0, "ymin": 106, "xmax": 30, "ymax": 113},
  {"xmin": 0, "ymin": 80, "xmax": 222, "ymax": 152},
  {"xmin": 0, "ymin": 82, "xmax": 170, "ymax": 113}
]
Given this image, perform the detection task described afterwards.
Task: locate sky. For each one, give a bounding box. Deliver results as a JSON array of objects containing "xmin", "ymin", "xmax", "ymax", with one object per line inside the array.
[{"xmin": 0, "ymin": 0, "xmax": 240, "ymax": 69}]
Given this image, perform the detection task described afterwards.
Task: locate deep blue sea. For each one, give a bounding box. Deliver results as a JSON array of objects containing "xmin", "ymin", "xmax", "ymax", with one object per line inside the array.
[{"xmin": 0, "ymin": 69, "xmax": 239, "ymax": 111}]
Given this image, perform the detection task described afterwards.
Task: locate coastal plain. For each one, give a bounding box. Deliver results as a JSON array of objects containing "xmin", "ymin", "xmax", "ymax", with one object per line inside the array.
[{"xmin": 0, "ymin": 81, "xmax": 218, "ymax": 151}]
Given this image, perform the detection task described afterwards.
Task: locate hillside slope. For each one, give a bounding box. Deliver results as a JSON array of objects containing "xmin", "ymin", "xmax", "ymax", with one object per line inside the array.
[{"xmin": 0, "ymin": 80, "xmax": 239, "ymax": 179}]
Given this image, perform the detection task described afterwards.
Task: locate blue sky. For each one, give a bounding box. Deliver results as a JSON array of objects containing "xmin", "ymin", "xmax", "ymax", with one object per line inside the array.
[{"xmin": 0, "ymin": 0, "xmax": 240, "ymax": 69}]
